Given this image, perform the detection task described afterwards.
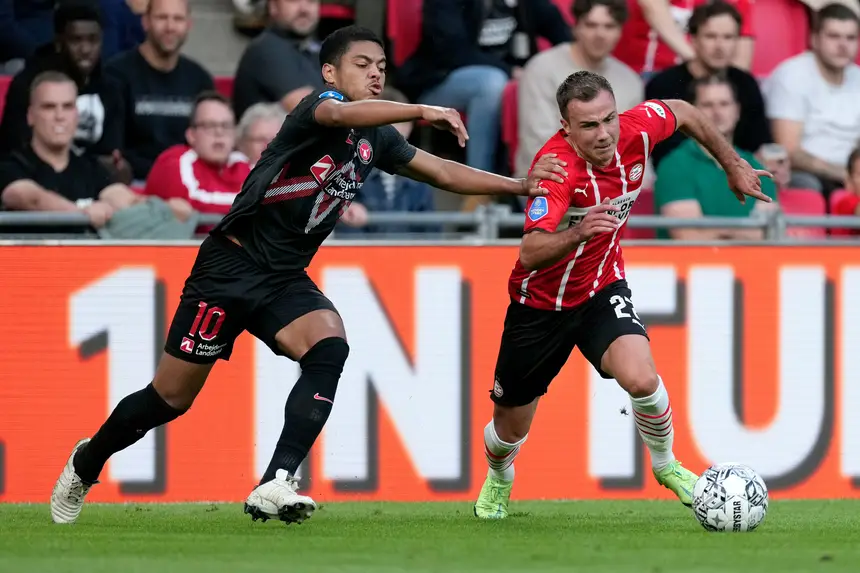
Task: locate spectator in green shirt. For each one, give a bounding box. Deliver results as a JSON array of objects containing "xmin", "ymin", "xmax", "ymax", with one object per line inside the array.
[{"xmin": 655, "ymin": 74, "xmax": 777, "ymax": 240}]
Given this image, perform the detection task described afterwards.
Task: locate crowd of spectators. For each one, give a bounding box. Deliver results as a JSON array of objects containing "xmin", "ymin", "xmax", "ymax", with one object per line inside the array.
[{"xmin": 0, "ymin": 0, "xmax": 859, "ymax": 239}]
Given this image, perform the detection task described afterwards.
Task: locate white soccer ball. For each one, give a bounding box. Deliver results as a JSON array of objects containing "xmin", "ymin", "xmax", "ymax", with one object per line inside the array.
[{"xmin": 692, "ymin": 463, "xmax": 768, "ymax": 532}]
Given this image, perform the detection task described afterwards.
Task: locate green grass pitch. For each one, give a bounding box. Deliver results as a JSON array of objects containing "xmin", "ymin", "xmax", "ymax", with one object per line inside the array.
[{"xmin": 1, "ymin": 500, "xmax": 858, "ymax": 572}]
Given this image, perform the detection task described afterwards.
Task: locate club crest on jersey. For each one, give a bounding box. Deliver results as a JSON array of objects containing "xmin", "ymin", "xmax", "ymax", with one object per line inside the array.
[
  {"xmin": 629, "ymin": 163, "xmax": 643, "ymax": 182},
  {"xmin": 319, "ymin": 90, "xmax": 344, "ymax": 101},
  {"xmin": 357, "ymin": 139, "xmax": 373, "ymax": 164},
  {"xmin": 310, "ymin": 155, "xmax": 335, "ymax": 183},
  {"xmin": 643, "ymin": 101, "xmax": 666, "ymax": 119},
  {"xmin": 528, "ymin": 196, "xmax": 549, "ymax": 221}
]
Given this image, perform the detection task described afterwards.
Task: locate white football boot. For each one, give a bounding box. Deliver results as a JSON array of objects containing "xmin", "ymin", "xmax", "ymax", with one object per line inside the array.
[
  {"xmin": 244, "ymin": 469, "xmax": 317, "ymax": 524},
  {"xmin": 51, "ymin": 438, "xmax": 95, "ymax": 524}
]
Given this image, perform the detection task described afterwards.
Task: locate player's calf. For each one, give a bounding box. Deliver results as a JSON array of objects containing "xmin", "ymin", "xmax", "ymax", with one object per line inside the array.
[
  {"xmin": 248, "ymin": 336, "xmax": 348, "ymax": 524},
  {"xmin": 474, "ymin": 415, "xmax": 529, "ymax": 519},
  {"xmin": 601, "ymin": 335, "xmax": 698, "ymax": 505},
  {"xmin": 483, "ymin": 419, "xmax": 526, "ymax": 482},
  {"xmin": 71, "ymin": 356, "xmax": 209, "ymax": 486},
  {"xmin": 72, "ymin": 381, "xmax": 190, "ymax": 485}
]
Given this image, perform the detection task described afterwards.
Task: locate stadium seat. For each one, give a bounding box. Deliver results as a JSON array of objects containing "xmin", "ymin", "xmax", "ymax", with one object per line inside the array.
[
  {"xmin": 623, "ymin": 187, "xmax": 656, "ymax": 239},
  {"xmin": 501, "ymin": 79, "xmax": 519, "ymax": 174},
  {"xmin": 215, "ymin": 76, "xmax": 235, "ymax": 100},
  {"xmin": 387, "ymin": 0, "xmax": 423, "ymax": 67},
  {"xmin": 0, "ymin": 75, "xmax": 11, "ymax": 119},
  {"xmin": 750, "ymin": 0, "xmax": 809, "ymax": 78},
  {"xmin": 778, "ymin": 187, "xmax": 826, "ymax": 237},
  {"xmin": 321, "ymin": 3, "xmax": 355, "ymax": 20}
]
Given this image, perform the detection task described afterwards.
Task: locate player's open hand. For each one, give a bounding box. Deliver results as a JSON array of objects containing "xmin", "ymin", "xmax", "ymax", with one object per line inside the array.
[
  {"xmin": 727, "ymin": 158, "xmax": 773, "ymax": 205},
  {"xmin": 420, "ymin": 105, "xmax": 469, "ymax": 147},
  {"xmin": 571, "ymin": 198, "xmax": 620, "ymax": 241},
  {"xmin": 523, "ymin": 153, "xmax": 568, "ymax": 196}
]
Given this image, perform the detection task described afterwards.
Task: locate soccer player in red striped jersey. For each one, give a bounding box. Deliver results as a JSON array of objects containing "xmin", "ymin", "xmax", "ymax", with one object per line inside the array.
[{"xmin": 475, "ymin": 70, "xmax": 772, "ymax": 519}]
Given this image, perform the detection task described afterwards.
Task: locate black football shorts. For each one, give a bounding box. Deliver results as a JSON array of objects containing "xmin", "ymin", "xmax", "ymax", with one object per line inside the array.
[
  {"xmin": 164, "ymin": 234, "xmax": 337, "ymax": 364},
  {"xmin": 491, "ymin": 279, "xmax": 649, "ymax": 407}
]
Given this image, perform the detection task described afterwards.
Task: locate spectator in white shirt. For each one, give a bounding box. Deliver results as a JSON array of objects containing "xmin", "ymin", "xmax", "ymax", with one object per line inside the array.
[
  {"xmin": 764, "ymin": 3, "xmax": 860, "ymax": 197},
  {"xmin": 515, "ymin": 0, "xmax": 642, "ymax": 177}
]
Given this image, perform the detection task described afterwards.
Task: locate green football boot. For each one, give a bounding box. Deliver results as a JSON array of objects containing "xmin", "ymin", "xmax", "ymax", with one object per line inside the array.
[
  {"xmin": 473, "ymin": 474, "xmax": 513, "ymax": 519},
  {"xmin": 654, "ymin": 460, "xmax": 698, "ymax": 507}
]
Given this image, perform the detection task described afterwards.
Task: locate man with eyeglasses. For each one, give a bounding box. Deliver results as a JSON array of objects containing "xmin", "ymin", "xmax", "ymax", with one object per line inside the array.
[{"xmin": 141, "ymin": 92, "xmax": 249, "ymax": 228}]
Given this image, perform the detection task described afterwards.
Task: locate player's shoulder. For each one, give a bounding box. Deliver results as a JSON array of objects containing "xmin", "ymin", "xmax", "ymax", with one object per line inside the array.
[
  {"xmin": 289, "ymin": 88, "xmax": 348, "ymax": 120},
  {"xmin": 155, "ymin": 144, "xmax": 191, "ymax": 165},
  {"xmin": 531, "ymin": 133, "xmax": 580, "ymax": 191},
  {"xmin": 534, "ymin": 130, "xmax": 578, "ymax": 162},
  {"xmin": 621, "ymin": 99, "xmax": 672, "ymax": 122},
  {"xmin": 620, "ymin": 99, "xmax": 677, "ymax": 138}
]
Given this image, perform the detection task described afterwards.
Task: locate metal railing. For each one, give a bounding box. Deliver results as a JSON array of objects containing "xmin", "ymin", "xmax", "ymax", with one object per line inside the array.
[{"xmin": 1, "ymin": 207, "xmax": 859, "ymax": 240}]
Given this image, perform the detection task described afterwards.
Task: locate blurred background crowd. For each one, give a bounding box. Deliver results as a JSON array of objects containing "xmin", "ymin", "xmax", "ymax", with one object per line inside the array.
[{"xmin": 0, "ymin": 0, "xmax": 859, "ymax": 240}]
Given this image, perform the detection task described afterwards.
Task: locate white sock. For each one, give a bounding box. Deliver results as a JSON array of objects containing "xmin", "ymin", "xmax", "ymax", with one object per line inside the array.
[
  {"xmin": 483, "ymin": 420, "xmax": 526, "ymax": 482},
  {"xmin": 630, "ymin": 376, "xmax": 676, "ymax": 471}
]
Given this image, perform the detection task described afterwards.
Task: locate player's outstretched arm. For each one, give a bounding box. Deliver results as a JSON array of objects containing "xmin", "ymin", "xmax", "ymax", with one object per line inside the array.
[
  {"xmin": 664, "ymin": 99, "xmax": 773, "ymax": 205},
  {"xmin": 315, "ymin": 99, "xmax": 470, "ymax": 146},
  {"xmin": 395, "ymin": 148, "xmax": 567, "ymax": 196}
]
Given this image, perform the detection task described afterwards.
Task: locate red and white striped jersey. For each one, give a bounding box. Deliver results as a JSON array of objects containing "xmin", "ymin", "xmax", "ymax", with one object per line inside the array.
[
  {"xmin": 508, "ymin": 100, "xmax": 678, "ymax": 311},
  {"xmin": 143, "ymin": 144, "xmax": 250, "ymax": 215}
]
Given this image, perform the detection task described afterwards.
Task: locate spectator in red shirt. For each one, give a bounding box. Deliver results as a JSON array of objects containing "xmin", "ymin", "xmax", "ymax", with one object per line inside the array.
[
  {"xmin": 142, "ymin": 91, "xmax": 250, "ymax": 224},
  {"xmin": 832, "ymin": 146, "xmax": 860, "ymax": 236},
  {"xmin": 614, "ymin": 0, "xmax": 754, "ymax": 76}
]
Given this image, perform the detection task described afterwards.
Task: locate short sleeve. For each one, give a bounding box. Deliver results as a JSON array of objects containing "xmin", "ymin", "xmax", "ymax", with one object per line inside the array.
[
  {"xmin": 622, "ymin": 100, "xmax": 678, "ymax": 152},
  {"xmin": 143, "ymin": 151, "xmax": 183, "ymax": 200},
  {"xmin": 374, "ymin": 125, "xmax": 418, "ymax": 174},
  {"xmin": 289, "ymin": 89, "xmax": 347, "ymax": 129},
  {"xmin": 654, "ymin": 149, "xmax": 696, "ymax": 210},
  {"xmin": 523, "ymin": 178, "xmax": 572, "ymax": 233},
  {"xmin": 763, "ymin": 65, "xmax": 806, "ymax": 121},
  {"xmin": 833, "ymin": 192, "xmax": 860, "ymax": 216},
  {"xmin": 0, "ymin": 155, "xmax": 31, "ymax": 194}
]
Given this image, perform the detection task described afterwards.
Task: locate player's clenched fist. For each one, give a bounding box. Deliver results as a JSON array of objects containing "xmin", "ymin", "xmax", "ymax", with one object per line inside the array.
[
  {"xmin": 420, "ymin": 105, "xmax": 469, "ymax": 148},
  {"xmin": 570, "ymin": 198, "xmax": 620, "ymax": 241}
]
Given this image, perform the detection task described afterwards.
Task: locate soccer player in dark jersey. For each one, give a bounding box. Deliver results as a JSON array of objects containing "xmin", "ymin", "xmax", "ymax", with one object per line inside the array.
[
  {"xmin": 50, "ymin": 25, "xmax": 567, "ymax": 526},
  {"xmin": 474, "ymin": 71, "xmax": 772, "ymax": 519}
]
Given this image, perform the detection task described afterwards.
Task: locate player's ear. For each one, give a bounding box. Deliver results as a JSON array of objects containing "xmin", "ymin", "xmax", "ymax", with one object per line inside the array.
[
  {"xmin": 560, "ymin": 118, "xmax": 571, "ymax": 136},
  {"xmin": 321, "ymin": 63, "xmax": 337, "ymax": 86}
]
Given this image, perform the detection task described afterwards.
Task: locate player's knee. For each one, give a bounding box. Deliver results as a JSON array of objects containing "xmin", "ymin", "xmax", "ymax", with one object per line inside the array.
[
  {"xmin": 620, "ymin": 370, "xmax": 659, "ymax": 398},
  {"xmin": 151, "ymin": 356, "xmax": 212, "ymax": 411},
  {"xmin": 151, "ymin": 383, "xmax": 196, "ymax": 412},
  {"xmin": 299, "ymin": 336, "xmax": 350, "ymax": 376}
]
